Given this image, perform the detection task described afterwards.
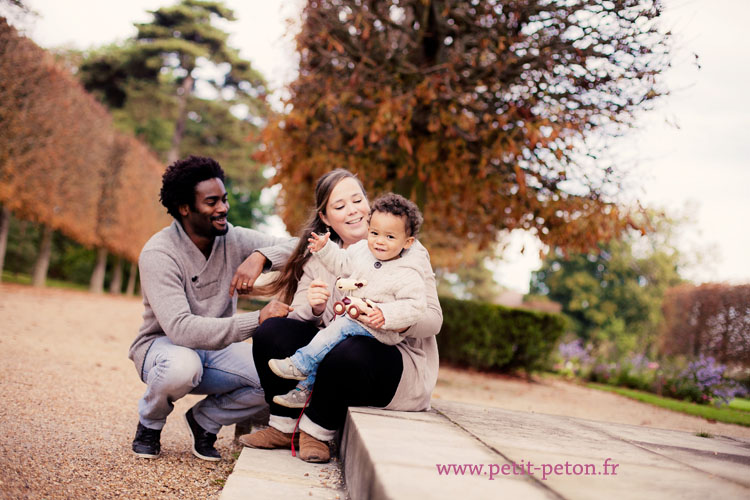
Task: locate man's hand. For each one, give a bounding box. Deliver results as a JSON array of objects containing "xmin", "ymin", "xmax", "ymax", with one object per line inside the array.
[
  {"xmin": 307, "ymin": 231, "xmax": 330, "ymax": 253},
  {"xmin": 230, "ymin": 252, "xmax": 267, "ymax": 296},
  {"xmin": 357, "ymin": 306, "xmax": 385, "ymax": 329},
  {"xmin": 259, "ymin": 299, "xmax": 293, "ymax": 324},
  {"xmin": 307, "ymin": 279, "xmax": 331, "ymax": 316}
]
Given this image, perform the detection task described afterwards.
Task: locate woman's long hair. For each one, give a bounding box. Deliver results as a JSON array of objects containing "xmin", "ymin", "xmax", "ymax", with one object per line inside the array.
[{"xmin": 258, "ymin": 169, "xmax": 367, "ymax": 304}]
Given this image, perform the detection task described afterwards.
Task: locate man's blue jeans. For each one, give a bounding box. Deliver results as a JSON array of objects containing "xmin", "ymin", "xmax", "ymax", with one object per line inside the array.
[
  {"xmin": 290, "ymin": 317, "xmax": 373, "ymax": 390},
  {"xmin": 138, "ymin": 336, "xmax": 266, "ymax": 434}
]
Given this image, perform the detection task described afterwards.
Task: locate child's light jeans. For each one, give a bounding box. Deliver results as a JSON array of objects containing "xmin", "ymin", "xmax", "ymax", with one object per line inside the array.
[{"xmin": 290, "ymin": 316, "xmax": 373, "ymax": 390}]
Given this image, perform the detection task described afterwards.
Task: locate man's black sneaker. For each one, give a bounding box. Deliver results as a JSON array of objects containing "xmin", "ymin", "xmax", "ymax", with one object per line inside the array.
[
  {"xmin": 132, "ymin": 422, "xmax": 161, "ymax": 459},
  {"xmin": 184, "ymin": 408, "xmax": 221, "ymax": 461}
]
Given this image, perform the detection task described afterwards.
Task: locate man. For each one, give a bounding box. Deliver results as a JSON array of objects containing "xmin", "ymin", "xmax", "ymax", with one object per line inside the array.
[{"xmin": 129, "ymin": 155, "xmax": 293, "ymax": 461}]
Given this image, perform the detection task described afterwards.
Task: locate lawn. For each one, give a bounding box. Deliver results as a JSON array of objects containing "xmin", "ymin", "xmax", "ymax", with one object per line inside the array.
[
  {"xmin": 1, "ymin": 271, "xmax": 89, "ymax": 291},
  {"xmin": 729, "ymin": 398, "xmax": 750, "ymax": 412},
  {"xmin": 587, "ymin": 383, "xmax": 750, "ymax": 427}
]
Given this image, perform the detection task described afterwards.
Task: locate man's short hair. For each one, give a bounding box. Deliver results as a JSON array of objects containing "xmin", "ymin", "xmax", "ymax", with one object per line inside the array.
[
  {"xmin": 160, "ymin": 155, "xmax": 225, "ymax": 219},
  {"xmin": 370, "ymin": 193, "xmax": 423, "ymax": 237}
]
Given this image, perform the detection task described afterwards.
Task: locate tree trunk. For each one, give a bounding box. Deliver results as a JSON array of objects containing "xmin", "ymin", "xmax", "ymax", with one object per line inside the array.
[
  {"xmin": 126, "ymin": 260, "xmax": 138, "ymax": 296},
  {"xmin": 0, "ymin": 205, "xmax": 10, "ymax": 281},
  {"xmin": 32, "ymin": 225, "xmax": 53, "ymax": 287},
  {"xmin": 89, "ymin": 247, "xmax": 108, "ymax": 294},
  {"xmin": 167, "ymin": 74, "xmax": 194, "ymax": 164},
  {"xmin": 109, "ymin": 255, "xmax": 122, "ymax": 294}
]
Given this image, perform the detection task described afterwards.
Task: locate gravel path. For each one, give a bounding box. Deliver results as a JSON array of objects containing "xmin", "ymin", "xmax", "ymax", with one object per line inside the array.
[
  {"xmin": 0, "ymin": 284, "xmax": 241, "ymax": 499},
  {"xmin": 2, "ymin": 283, "xmax": 748, "ymax": 499},
  {"xmin": 434, "ymin": 365, "xmax": 750, "ymax": 439}
]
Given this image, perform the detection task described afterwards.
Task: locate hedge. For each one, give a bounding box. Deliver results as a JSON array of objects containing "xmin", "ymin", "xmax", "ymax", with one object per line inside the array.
[{"xmin": 437, "ymin": 296, "xmax": 566, "ymax": 373}]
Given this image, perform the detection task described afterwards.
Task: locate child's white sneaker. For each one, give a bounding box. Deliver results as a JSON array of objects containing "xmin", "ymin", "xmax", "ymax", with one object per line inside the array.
[
  {"xmin": 273, "ymin": 386, "xmax": 311, "ymax": 408},
  {"xmin": 268, "ymin": 357, "xmax": 307, "ymax": 381}
]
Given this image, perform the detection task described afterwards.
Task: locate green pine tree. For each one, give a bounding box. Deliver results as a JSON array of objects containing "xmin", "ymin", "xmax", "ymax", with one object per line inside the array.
[{"xmin": 77, "ymin": 0, "xmax": 271, "ymax": 227}]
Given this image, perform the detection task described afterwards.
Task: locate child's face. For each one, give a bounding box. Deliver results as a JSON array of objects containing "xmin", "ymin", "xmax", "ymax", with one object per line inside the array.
[{"xmin": 367, "ymin": 211, "xmax": 415, "ymax": 261}]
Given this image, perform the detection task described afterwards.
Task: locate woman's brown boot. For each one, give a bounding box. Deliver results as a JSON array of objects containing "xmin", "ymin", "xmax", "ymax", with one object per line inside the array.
[
  {"xmin": 299, "ymin": 431, "xmax": 330, "ymax": 463},
  {"xmin": 238, "ymin": 427, "xmax": 298, "ymax": 449}
]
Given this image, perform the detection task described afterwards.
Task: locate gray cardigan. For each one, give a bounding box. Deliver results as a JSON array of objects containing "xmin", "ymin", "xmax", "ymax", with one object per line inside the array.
[
  {"xmin": 313, "ymin": 239, "xmax": 427, "ymax": 344},
  {"xmin": 289, "ymin": 240, "xmax": 442, "ymax": 411},
  {"xmin": 128, "ymin": 220, "xmax": 293, "ymax": 378}
]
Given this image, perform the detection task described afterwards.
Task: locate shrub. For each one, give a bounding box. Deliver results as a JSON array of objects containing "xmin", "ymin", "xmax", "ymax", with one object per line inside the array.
[
  {"xmin": 612, "ymin": 354, "xmax": 659, "ymax": 391},
  {"xmin": 581, "ymin": 352, "xmax": 747, "ymax": 406},
  {"xmin": 437, "ymin": 297, "xmax": 566, "ymax": 373},
  {"xmin": 661, "ymin": 355, "xmax": 748, "ymax": 405},
  {"xmin": 554, "ymin": 339, "xmax": 593, "ymax": 378}
]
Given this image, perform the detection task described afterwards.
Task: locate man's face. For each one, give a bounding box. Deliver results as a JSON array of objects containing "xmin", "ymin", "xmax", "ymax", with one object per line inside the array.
[{"xmin": 180, "ymin": 178, "xmax": 230, "ymax": 238}]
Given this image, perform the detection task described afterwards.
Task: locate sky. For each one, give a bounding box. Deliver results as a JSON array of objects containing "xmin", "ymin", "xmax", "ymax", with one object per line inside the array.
[{"xmin": 8, "ymin": 0, "xmax": 750, "ymax": 293}]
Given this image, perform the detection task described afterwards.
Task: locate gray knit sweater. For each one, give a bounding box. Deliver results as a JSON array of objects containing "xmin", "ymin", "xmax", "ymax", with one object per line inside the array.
[
  {"xmin": 128, "ymin": 220, "xmax": 294, "ymax": 378},
  {"xmin": 289, "ymin": 240, "xmax": 441, "ymax": 411},
  {"xmin": 312, "ymin": 239, "xmax": 427, "ymax": 345}
]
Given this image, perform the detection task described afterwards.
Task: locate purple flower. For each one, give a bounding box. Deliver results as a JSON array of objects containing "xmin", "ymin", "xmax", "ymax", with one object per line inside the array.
[
  {"xmin": 679, "ymin": 354, "xmax": 745, "ymax": 405},
  {"xmin": 558, "ymin": 340, "xmax": 591, "ymax": 363}
]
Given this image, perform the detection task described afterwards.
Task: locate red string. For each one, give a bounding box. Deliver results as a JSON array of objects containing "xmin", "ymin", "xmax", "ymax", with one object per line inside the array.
[{"xmin": 290, "ymin": 388, "xmax": 314, "ymax": 457}]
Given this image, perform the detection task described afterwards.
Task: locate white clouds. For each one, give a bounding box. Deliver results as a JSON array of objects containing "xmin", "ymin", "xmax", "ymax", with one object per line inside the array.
[
  {"xmin": 25, "ymin": 0, "xmax": 301, "ymax": 93},
  {"xmin": 26, "ymin": 0, "xmax": 160, "ymax": 48}
]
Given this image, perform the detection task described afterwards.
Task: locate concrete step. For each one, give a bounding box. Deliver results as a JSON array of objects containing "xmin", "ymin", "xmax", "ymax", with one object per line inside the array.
[
  {"xmin": 341, "ymin": 405, "xmax": 553, "ymax": 499},
  {"xmin": 341, "ymin": 400, "xmax": 750, "ymax": 500},
  {"xmin": 220, "ymin": 446, "xmax": 346, "ymax": 500},
  {"xmin": 222, "ymin": 400, "xmax": 750, "ymax": 499}
]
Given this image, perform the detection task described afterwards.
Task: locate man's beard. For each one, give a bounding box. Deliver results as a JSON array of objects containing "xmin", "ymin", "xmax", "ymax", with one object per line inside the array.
[{"xmin": 210, "ymin": 216, "xmax": 229, "ymax": 236}]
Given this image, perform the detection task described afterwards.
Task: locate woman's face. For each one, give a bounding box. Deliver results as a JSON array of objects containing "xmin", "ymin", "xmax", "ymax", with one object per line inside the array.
[{"xmin": 320, "ymin": 177, "xmax": 370, "ymax": 248}]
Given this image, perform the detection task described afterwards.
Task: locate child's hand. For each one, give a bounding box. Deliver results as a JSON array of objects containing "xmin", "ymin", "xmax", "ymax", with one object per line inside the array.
[
  {"xmin": 359, "ymin": 306, "xmax": 385, "ymax": 329},
  {"xmin": 307, "ymin": 231, "xmax": 330, "ymax": 253}
]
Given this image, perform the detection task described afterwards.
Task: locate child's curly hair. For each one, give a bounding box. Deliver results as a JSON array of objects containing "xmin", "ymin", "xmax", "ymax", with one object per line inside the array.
[
  {"xmin": 370, "ymin": 193, "xmax": 423, "ymax": 237},
  {"xmin": 160, "ymin": 155, "xmax": 225, "ymax": 219}
]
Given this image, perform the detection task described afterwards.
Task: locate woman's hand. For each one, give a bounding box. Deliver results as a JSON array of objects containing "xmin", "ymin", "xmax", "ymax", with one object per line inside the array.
[
  {"xmin": 229, "ymin": 251, "xmax": 266, "ymax": 296},
  {"xmin": 307, "ymin": 231, "xmax": 330, "ymax": 253},
  {"xmin": 307, "ymin": 279, "xmax": 331, "ymax": 316}
]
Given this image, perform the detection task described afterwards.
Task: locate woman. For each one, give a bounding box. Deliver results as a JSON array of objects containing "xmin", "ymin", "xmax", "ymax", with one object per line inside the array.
[{"xmin": 239, "ymin": 169, "xmax": 442, "ymax": 462}]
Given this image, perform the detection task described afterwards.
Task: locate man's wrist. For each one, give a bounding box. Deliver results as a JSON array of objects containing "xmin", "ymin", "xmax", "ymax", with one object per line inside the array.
[{"xmin": 250, "ymin": 250, "xmax": 268, "ymax": 267}]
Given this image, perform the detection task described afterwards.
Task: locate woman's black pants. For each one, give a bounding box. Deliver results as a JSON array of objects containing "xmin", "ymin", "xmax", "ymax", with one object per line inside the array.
[{"xmin": 252, "ymin": 317, "xmax": 403, "ymax": 431}]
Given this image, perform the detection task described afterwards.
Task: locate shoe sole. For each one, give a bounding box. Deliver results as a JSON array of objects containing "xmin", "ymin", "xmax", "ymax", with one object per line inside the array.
[
  {"xmin": 133, "ymin": 450, "xmax": 160, "ymax": 459},
  {"xmin": 272, "ymin": 394, "xmax": 306, "ymax": 408},
  {"xmin": 183, "ymin": 412, "xmax": 221, "ymax": 462},
  {"xmin": 268, "ymin": 359, "xmax": 307, "ymax": 381}
]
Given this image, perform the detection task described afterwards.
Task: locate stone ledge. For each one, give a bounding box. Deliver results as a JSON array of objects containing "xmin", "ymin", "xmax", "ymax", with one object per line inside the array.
[
  {"xmin": 222, "ymin": 400, "xmax": 750, "ymax": 499},
  {"xmin": 340, "ymin": 400, "xmax": 750, "ymax": 500}
]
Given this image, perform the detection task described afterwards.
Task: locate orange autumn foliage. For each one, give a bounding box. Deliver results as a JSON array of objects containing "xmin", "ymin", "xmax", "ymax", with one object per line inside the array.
[
  {"xmin": 0, "ymin": 19, "xmax": 169, "ymax": 261},
  {"xmin": 260, "ymin": 0, "xmax": 671, "ymax": 267}
]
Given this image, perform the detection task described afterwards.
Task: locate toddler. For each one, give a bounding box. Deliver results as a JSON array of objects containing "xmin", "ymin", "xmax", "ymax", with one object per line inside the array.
[{"xmin": 268, "ymin": 193, "xmax": 429, "ymax": 408}]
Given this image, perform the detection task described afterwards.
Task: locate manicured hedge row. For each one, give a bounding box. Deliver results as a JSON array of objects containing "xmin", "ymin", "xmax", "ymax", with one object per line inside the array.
[{"xmin": 437, "ymin": 297, "xmax": 566, "ymax": 373}]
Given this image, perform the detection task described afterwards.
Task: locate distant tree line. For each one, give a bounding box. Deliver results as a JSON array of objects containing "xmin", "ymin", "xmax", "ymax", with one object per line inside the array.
[
  {"xmin": 0, "ymin": 18, "xmax": 170, "ymax": 291},
  {"xmin": 1, "ymin": 0, "xmax": 272, "ymax": 293},
  {"xmin": 661, "ymin": 283, "xmax": 750, "ymax": 369}
]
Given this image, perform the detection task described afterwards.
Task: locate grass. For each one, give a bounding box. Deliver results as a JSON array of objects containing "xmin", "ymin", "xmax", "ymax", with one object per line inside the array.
[
  {"xmin": 2, "ymin": 271, "xmax": 89, "ymax": 291},
  {"xmin": 729, "ymin": 398, "xmax": 750, "ymax": 412},
  {"xmin": 587, "ymin": 383, "xmax": 750, "ymax": 427}
]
